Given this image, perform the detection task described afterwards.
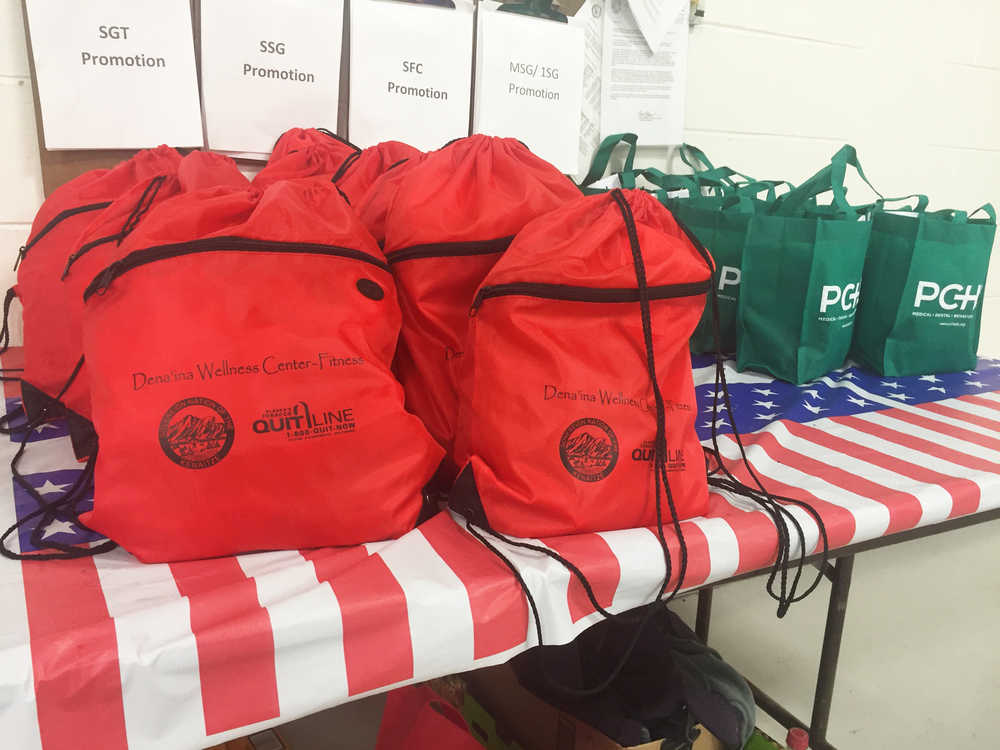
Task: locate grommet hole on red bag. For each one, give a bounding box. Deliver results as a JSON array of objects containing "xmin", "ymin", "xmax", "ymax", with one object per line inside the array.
[{"xmin": 356, "ymin": 278, "xmax": 385, "ymax": 300}]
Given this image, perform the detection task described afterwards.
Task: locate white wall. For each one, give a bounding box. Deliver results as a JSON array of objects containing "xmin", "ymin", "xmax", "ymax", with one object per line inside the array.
[
  {"xmin": 669, "ymin": 0, "xmax": 1000, "ymax": 354},
  {"xmin": 0, "ymin": 0, "xmax": 997, "ymax": 352}
]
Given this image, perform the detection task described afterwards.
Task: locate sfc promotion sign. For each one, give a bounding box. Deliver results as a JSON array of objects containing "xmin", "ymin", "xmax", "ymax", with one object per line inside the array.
[
  {"xmin": 200, "ymin": 0, "xmax": 345, "ymax": 155},
  {"xmin": 474, "ymin": 9, "xmax": 584, "ymax": 173},
  {"xmin": 349, "ymin": 0, "xmax": 474, "ymax": 151},
  {"xmin": 24, "ymin": 0, "xmax": 203, "ymax": 149}
]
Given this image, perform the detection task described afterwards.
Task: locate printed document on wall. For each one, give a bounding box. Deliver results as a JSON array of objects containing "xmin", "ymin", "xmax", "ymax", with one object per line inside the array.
[
  {"xmin": 24, "ymin": 0, "xmax": 203, "ymax": 149},
  {"xmin": 601, "ymin": 0, "xmax": 688, "ymax": 145},
  {"xmin": 350, "ymin": 0, "xmax": 473, "ymax": 151},
  {"xmin": 474, "ymin": 9, "xmax": 584, "ymax": 173},
  {"xmin": 201, "ymin": 0, "xmax": 344, "ymax": 155}
]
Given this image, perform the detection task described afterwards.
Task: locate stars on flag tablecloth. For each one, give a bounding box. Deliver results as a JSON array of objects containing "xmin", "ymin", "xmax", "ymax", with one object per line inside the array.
[
  {"xmin": 10, "ymin": 468, "xmax": 105, "ymax": 554},
  {"xmin": 692, "ymin": 355, "xmax": 1000, "ymax": 441},
  {"xmin": 4, "ymin": 398, "xmax": 70, "ymax": 444}
]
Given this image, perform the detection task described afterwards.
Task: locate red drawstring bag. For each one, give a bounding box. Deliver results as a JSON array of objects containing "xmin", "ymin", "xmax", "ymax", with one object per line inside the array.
[
  {"xmin": 332, "ymin": 140, "xmax": 422, "ymax": 204},
  {"xmin": 252, "ymin": 129, "xmax": 360, "ymax": 192},
  {"xmin": 54, "ymin": 153, "xmax": 248, "ymax": 458},
  {"xmin": 356, "ymin": 152, "xmax": 427, "ymax": 246},
  {"xmin": 15, "ymin": 146, "xmax": 182, "ymax": 422},
  {"xmin": 383, "ymin": 135, "xmax": 580, "ymax": 462},
  {"xmin": 451, "ymin": 189, "xmax": 713, "ymax": 538},
  {"xmin": 78, "ymin": 178, "xmax": 443, "ymax": 562},
  {"xmin": 268, "ymin": 126, "xmax": 358, "ymax": 163},
  {"xmin": 376, "ymin": 686, "xmax": 483, "ymax": 750}
]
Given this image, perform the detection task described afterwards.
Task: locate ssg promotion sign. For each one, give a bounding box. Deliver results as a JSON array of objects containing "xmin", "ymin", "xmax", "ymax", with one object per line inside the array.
[
  {"xmin": 200, "ymin": 0, "xmax": 345, "ymax": 155},
  {"xmin": 24, "ymin": 0, "xmax": 203, "ymax": 149},
  {"xmin": 349, "ymin": 0, "xmax": 474, "ymax": 151},
  {"xmin": 474, "ymin": 8, "xmax": 584, "ymax": 173}
]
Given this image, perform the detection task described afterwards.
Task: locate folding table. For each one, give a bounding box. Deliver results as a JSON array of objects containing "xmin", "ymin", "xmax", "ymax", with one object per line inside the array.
[{"xmin": 2, "ymin": 349, "xmax": 998, "ymax": 750}]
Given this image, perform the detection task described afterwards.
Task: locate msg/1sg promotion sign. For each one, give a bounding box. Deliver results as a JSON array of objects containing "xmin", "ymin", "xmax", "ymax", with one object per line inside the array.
[
  {"xmin": 349, "ymin": 0, "xmax": 474, "ymax": 151},
  {"xmin": 200, "ymin": 0, "xmax": 345, "ymax": 155},
  {"xmin": 24, "ymin": 0, "xmax": 203, "ymax": 149},
  {"xmin": 474, "ymin": 9, "xmax": 584, "ymax": 173}
]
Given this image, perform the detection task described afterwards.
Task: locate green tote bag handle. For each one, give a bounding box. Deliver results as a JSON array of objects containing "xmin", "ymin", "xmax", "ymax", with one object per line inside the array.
[
  {"xmin": 874, "ymin": 193, "xmax": 930, "ymax": 212},
  {"xmin": 621, "ymin": 167, "xmax": 700, "ymax": 192},
  {"xmin": 580, "ymin": 133, "xmax": 638, "ymax": 188},
  {"xmin": 772, "ymin": 144, "xmax": 881, "ymax": 218},
  {"xmin": 970, "ymin": 203, "xmax": 997, "ymax": 223}
]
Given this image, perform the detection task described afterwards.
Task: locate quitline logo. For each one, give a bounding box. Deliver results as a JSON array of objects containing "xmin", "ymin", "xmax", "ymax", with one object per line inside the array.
[{"xmin": 252, "ymin": 400, "xmax": 356, "ymax": 441}]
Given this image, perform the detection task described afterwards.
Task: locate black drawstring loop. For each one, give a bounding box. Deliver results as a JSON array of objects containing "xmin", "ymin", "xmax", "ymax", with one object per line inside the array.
[
  {"xmin": 462, "ymin": 189, "xmax": 691, "ymax": 697},
  {"xmin": 0, "ymin": 286, "xmax": 16, "ymax": 356},
  {"xmin": 330, "ymin": 150, "xmax": 363, "ymax": 184},
  {"xmin": 0, "ymin": 356, "xmax": 117, "ymax": 560},
  {"xmin": 62, "ymin": 175, "xmax": 168, "ymax": 280},
  {"xmin": 673, "ymin": 218, "xmax": 829, "ymax": 617}
]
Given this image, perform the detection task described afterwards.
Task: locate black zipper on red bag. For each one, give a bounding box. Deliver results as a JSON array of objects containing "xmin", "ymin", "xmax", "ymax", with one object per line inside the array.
[
  {"xmin": 83, "ymin": 236, "xmax": 389, "ymax": 301},
  {"xmin": 385, "ymin": 235, "xmax": 514, "ymax": 264},
  {"xmin": 14, "ymin": 201, "xmax": 113, "ymax": 271},
  {"xmin": 470, "ymin": 279, "xmax": 711, "ymax": 312}
]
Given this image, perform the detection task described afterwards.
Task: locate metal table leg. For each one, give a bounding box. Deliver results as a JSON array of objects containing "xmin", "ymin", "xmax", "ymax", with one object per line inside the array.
[
  {"xmin": 695, "ymin": 586, "xmax": 713, "ymax": 643},
  {"xmin": 808, "ymin": 554, "xmax": 854, "ymax": 750}
]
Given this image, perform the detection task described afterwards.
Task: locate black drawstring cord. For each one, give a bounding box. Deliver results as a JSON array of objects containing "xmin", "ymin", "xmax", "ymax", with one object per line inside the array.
[
  {"xmin": 118, "ymin": 175, "xmax": 166, "ymax": 242},
  {"xmin": 0, "ymin": 356, "xmax": 117, "ymax": 560},
  {"xmin": 0, "ymin": 287, "xmax": 22, "ymax": 435},
  {"xmin": 0, "ymin": 286, "xmax": 16, "ymax": 356},
  {"xmin": 461, "ymin": 189, "xmax": 691, "ymax": 698},
  {"xmin": 611, "ymin": 189, "xmax": 688, "ymax": 603},
  {"xmin": 61, "ymin": 175, "xmax": 167, "ymax": 280},
  {"xmin": 673, "ymin": 217, "xmax": 828, "ymax": 616},
  {"xmin": 330, "ymin": 150, "xmax": 363, "ymax": 184}
]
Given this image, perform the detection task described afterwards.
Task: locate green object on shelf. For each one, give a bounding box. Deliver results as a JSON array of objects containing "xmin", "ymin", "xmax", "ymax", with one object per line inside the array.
[
  {"xmin": 458, "ymin": 690, "xmax": 525, "ymax": 750},
  {"xmin": 743, "ymin": 728, "xmax": 784, "ymax": 749}
]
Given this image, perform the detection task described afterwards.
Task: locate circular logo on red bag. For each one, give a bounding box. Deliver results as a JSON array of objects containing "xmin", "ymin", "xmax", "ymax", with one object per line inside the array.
[
  {"xmin": 559, "ymin": 417, "xmax": 618, "ymax": 482},
  {"xmin": 159, "ymin": 397, "xmax": 234, "ymax": 469}
]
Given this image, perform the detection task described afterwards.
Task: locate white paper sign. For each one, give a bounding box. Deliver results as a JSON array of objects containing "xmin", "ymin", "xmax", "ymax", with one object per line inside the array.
[
  {"xmin": 24, "ymin": 0, "xmax": 203, "ymax": 149},
  {"xmin": 601, "ymin": 0, "xmax": 689, "ymax": 145},
  {"xmin": 474, "ymin": 10, "xmax": 584, "ymax": 173},
  {"xmin": 349, "ymin": 0, "xmax": 473, "ymax": 151},
  {"xmin": 626, "ymin": 0, "xmax": 686, "ymax": 52},
  {"xmin": 201, "ymin": 0, "xmax": 344, "ymax": 155},
  {"xmin": 576, "ymin": 0, "xmax": 605, "ymax": 182}
]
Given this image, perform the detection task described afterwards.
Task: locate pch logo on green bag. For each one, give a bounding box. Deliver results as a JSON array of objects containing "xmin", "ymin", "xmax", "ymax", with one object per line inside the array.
[
  {"xmin": 717, "ymin": 265, "xmax": 741, "ymax": 301},
  {"xmin": 913, "ymin": 282, "xmax": 982, "ymax": 311},
  {"xmin": 819, "ymin": 282, "xmax": 861, "ymax": 325}
]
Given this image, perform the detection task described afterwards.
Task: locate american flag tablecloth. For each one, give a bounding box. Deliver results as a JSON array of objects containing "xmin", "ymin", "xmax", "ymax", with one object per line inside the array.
[{"xmin": 2, "ymin": 348, "xmax": 1000, "ymax": 750}]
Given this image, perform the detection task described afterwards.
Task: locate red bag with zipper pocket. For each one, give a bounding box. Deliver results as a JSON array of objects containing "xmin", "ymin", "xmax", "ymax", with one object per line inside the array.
[
  {"xmin": 15, "ymin": 146, "xmax": 182, "ymax": 422},
  {"xmin": 55, "ymin": 152, "xmax": 248, "ymax": 453},
  {"xmin": 269, "ymin": 127, "xmax": 358, "ymax": 163},
  {"xmin": 78, "ymin": 178, "xmax": 443, "ymax": 562},
  {"xmin": 332, "ymin": 140, "xmax": 422, "ymax": 205},
  {"xmin": 383, "ymin": 135, "xmax": 580, "ymax": 462},
  {"xmin": 450, "ymin": 189, "xmax": 713, "ymax": 538},
  {"xmin": 356, "ymin": 152, "xmax": 427, "ymax": 246}
]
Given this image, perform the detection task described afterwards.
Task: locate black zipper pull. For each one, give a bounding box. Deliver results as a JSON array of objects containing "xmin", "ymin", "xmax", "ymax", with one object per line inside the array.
[
  {"xmin": 93, "ymin": 261, "xmax": 122, "ymax": 296},
  {"xmin": 13, "ymin": 246, "xmax": 25, "ymax": 272},
  {"xmin": 470, "ymin": 289, "xmax": 485, "ymax": 316}
]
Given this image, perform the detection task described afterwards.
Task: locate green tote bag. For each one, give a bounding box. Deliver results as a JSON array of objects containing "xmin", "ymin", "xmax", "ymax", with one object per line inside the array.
[
  {"xmin": 852, "ymin": 202, "xmax": 996, "ymax": 375},
  {"xmin": 737, "ymin": 145, "xmax": 875, "ymax": 384},
  {"xmin": 647, "ymin": 145, "xmax": 790, "ymax": 354}
]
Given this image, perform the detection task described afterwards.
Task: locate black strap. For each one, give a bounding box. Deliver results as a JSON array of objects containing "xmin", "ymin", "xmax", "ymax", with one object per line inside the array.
[
  {"xmin": 0, "ymin": 286, "xmax": 16, "ymax": 357},
  {"xmin": 672, "ymin": 217, "xmax": 828, "ymax": 616},
  {"xmin": 0, "ymin": 356, "xmax": 117, "ymax": 560},
  {"xmin": 461, "ymin": 189, "xmax": 690, "ymax": 698}
]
